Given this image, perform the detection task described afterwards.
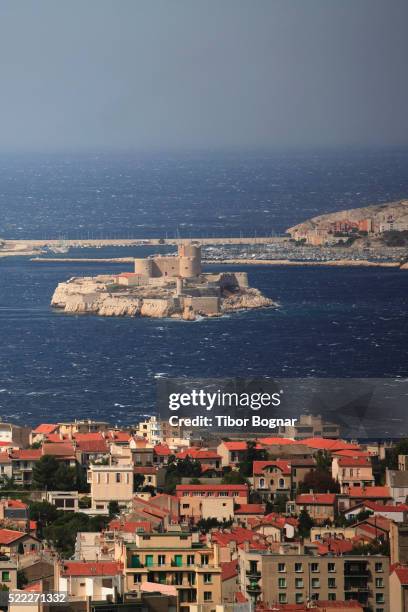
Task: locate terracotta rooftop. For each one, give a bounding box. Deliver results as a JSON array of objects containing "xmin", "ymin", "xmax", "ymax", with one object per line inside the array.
[
  {"xmin": 60, "ymin": 561, "xmax": 122, "ymax": 577},
  {"xmin": 296, "ymin": 493, "xmax": 336, "ymax": 505}
]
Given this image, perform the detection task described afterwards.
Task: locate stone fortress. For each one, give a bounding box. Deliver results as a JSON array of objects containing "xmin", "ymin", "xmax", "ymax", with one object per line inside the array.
[{"xmin": 51, "ymin": 242, "xmax": 275, "ymax": 320}]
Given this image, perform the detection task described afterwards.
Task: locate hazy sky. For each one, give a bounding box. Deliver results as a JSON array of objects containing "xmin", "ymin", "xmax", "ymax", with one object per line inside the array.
[{"xmin": 0, "ymin": 0, "xmax": 407, "ymax": 151}]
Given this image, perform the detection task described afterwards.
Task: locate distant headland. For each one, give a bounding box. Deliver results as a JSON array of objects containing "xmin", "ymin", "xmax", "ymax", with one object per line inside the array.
[
  {"xmin": 286, "ymin": 199, "xmax": 408, "ymax": 247},
  {"xmin": 51, "ymin": 244, "xmax": 276, "ymax": 320}
]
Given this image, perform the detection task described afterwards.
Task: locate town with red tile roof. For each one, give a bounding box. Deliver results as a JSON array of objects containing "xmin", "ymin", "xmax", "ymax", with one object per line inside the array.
[{"xmin": 0, "ymin": 413, "xmax": 406, "ymax": 612}]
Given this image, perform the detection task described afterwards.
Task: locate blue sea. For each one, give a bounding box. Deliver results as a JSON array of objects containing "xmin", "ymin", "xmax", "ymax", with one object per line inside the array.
[{"xmin": 0, "ymin": 150, "xmax": 407, "ymax": 426}]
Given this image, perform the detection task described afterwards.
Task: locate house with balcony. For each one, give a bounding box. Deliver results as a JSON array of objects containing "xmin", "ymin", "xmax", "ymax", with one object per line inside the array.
[
  {"xmin": 237, "ymin": 543, "xmax": 389, "ymax": 610},
  {"xmin": 116, "ymin": 531, "xmax": 221, "ymax": 611}
]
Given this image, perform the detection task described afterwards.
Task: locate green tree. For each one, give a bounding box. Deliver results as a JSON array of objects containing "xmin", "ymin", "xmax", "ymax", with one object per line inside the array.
[
  {"xmin": 298, "ymin": 469, "xmax": 340, "ymax": 494},
  {"xmin": 271, "ymin": 493, "xmax": 288, "ymax": 514},
  {"xmin": 17, "ymin": 570, "xmax": 28, "ymax": 589},
  {"xmin": 133, "ymin": 474, "xmax": 145, "ymax": 491},
  {"xmin": 222, "ymin": 471, "xmax": 247, "ymax": 485},
  {"xmin": 32, "ymin": 456, "xmax": 59, "ymax": 490},
  {"xmin": 315, "ymin": 451, "xmax": 332, "ymax": 471},
  {"xmin": 298, "ymin": 508, "xmax": 314, "ymax": 538},
  {"xmin": 108, "ymin": 501, "xmax": 120, "ymax": 518},
  {"xmin": 239, "ymin": 441, "xmax": 267, "ymax": 478}
]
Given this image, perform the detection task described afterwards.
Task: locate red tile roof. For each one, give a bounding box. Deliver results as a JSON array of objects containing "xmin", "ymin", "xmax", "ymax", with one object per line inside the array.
[
  {"xmin": 334, "ymin": 449, "xmax": 371, "ymax": 458},
  {"xmin": 32, "ymin": 424, "xmax": 58, "ymax": 434},
  {"xmin": 296, "ymin": 493, "xmax": 336, "ymax": 505},
  {"xmin": 364, "ymin": 501, "xmax": 408, "ymax": 512},
  {"xmin": 0, "ymin": 454, "xmax": 11, "ymax": 463},
  {"xmin": 11, "ymin": 449, "xmax": 42, "ymax": 461},
  {"xmin": 258, "ymin": 437, "xmax": 296, "ymax": 446},
  {"xmin": 134, "ymin": 466, "xmax": 158, "ymax": 475},
  {"xmin": 347, "ymin": 486, "xmax": 391, "ymax": 499},
  {"xmin": 154, "ymin": 444, "xmax": 172, "ymax": 456},
  {"xmin": 108, "ymin": 520, "xmax": 152, "ymax": 533},
  {"xmin": 236, "ymin": 592, "xmax": 247, "ymax": 603},
  {"xmin": 42, "ymin": 443, "xmax": 76, "ymax": 457},
  {"xmin": 108, "ymin": 431, "xmax": 131, "ymax": 443},
  {"xmin": 4, "ymin": 499, "xmax": 27, "ymax": 509},
  {"xmin": 337, "ymin": 457, "xmax": 372, "ymax": 467},
  {"xmin": 222, "ymin": 441, "xmax": 263, "ymax": 451},
  {"xmin": 176, "ymin": 448, "xmax": 221, "ymax": 460},
  {"xmin": 253, "ymin": 460, "xmax": 291, "ymax": 476},
  {"xmin": 73, "ymin": 433, "xmax": 105, "ymax": 442},
  {"xmin": 301, "ymin": 438, "xmax": 361, "ymax": 451},
  {"xmin": 235, "ymin": 504, "xmax": 265, "ymax": 515},
  {"xmin": 212, "ymin": 527, "xmax": 263, "ymax": 547},
  {"xmin": 76, "ymin": 439, "xmax": 108, "ymax": 453},
  {"xmin": 176, "ymin": 484, "xmax": 248, "ymax": 493},
  {"xmin": 221, "ymin": 560, "xmax": 238, "ymax": 581},
  {"xmin": 393, "ymin": 565, "xmax": 408, "ymax": 585},
  {"xmin": 314, "ymin": 538, "xmax": 354, "ymax": 555},
  {"xmin": 60, "ymin": 561, "xmax": 122, "ymax": 577},
  {"xmin": 0, "ymin": 528, "xmax": 28, "ymax": 544}
]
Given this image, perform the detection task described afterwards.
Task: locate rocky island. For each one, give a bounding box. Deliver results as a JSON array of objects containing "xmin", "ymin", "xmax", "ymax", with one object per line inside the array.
[{"xmin": 51, "ymin": 243, "xmax": 276, "ymax": 320}]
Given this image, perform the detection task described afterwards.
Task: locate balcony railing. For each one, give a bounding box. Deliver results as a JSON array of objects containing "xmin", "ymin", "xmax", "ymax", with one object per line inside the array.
[{"xmin": 246, "ymin": 569, "xmax": 261, "ymax": 579}]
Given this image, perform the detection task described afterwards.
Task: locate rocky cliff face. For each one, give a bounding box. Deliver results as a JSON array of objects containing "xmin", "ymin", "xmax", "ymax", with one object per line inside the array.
[{"xmin": 222, "ymin": 288, "xmax": 276, "ymax": 312}]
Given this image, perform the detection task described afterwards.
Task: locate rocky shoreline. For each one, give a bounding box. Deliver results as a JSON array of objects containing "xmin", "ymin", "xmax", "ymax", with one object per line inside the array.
[{"xmin": 51, "ymin": 277, "xmax": 277, "ymax": 321}]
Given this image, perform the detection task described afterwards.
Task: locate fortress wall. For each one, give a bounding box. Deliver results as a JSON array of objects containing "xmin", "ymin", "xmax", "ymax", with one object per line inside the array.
[
  {"xmin": 183, "ymin": 295, "xmax": 220, "ymax": 315},
  {"xmin": 218, "ymin": 272, "xmax": 248, "ymax": 289},
  {"xmin": 179, "ymin": 256, "xmax": 201, "ymax": 278},
  {"xmin": 152, "ymin": 257, "xmax": 180, "ymax": 277},
  {"xmin": 134, "ymin": 258, "xmax": 153, "ymax": 276}
]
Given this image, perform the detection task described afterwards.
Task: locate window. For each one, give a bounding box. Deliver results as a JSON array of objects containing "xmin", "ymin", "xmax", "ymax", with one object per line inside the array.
[
  {"xmin": 295, "ymin": 578, "xmax": 303, "ymax": 589},
  {"xmin": 158, "ymin": 555, "xmax": 166, "ymax": 566},
  {"xmin": 201, "ymin": 555, "xmax": 209, "ymax": 565},
  {"xmin": 182, "ymin": 503, "xmax": 189, "ymax": 509},
  {"xmin": 328, "ymin": 577, "xmax": 336, "ymax": 588},
  {"xmin": 204, "ymin": 574, "xmax": 212, "ymax": 584},
  {"xmin": 328, "ymin": 562, "xmax": 336, "ymax": 573},
  {"xmin": 375, "ymin": 562, "xmax": 383, "ymax": 573},
  {"xmin": 187, "ymin": 555, "xmax": 195, "ymax": 566},
  {"xmin": 106, "ymin": 473, "xmax": 109, "ymax": 484},
  {"xmin": 311, "ymin": 578, "xmax": 320, "ymax": 589},
  {"xmin": 259, "ymin": 478, "xmax": 265, "ymax": 488},
  {"xmin": 133, "ymin": 575, "xmax": 141, "ymax": 583},
  {"xmin": 278, "ymin": 593, "xmax": 287, "ymax": 604},
  {"xmin": 295, "ymin": 563, "xmax": 303, "ymax": 573},
  {"xmin": 295, "ymin": 593, "xmax": 303, "ymax": 604},
  {"xmin": 376, "ymin": 594, "xmax": 385, "ymax": 604},
  {"xmin": 204, "ymin": 592, "xmax": 212, "ymax": 602},
  {"xmin": 278, "ymin": 578, "xmax": 286, "ymax": 588},
  {"xmin": 278, "ymin": 563, "xmax": 286, "ymax": 573},
  {"xmin": 102, "ymin": 578, "xmax": 113, "ymax": 588},
  {"xmin": 116, "ymin": 472, "xmax": 121, "ymax": 483},
  {"xmin": 328, "ymin": 593, "xmax": 336, "ymax": 601},
  {"xmin": 279, "ymin": 478, "xmax": 285, "ymax": 488},
  {"xmin": 311, "ymin": 563, "xmax": 319, "ymax": 573},
  {"xmin": 1, "ymin": 571, "xmax": 10, "ymax": 582},
  {"xmin": 375, "ymin": 577, "xmax": 384, "ymax": 588}
]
